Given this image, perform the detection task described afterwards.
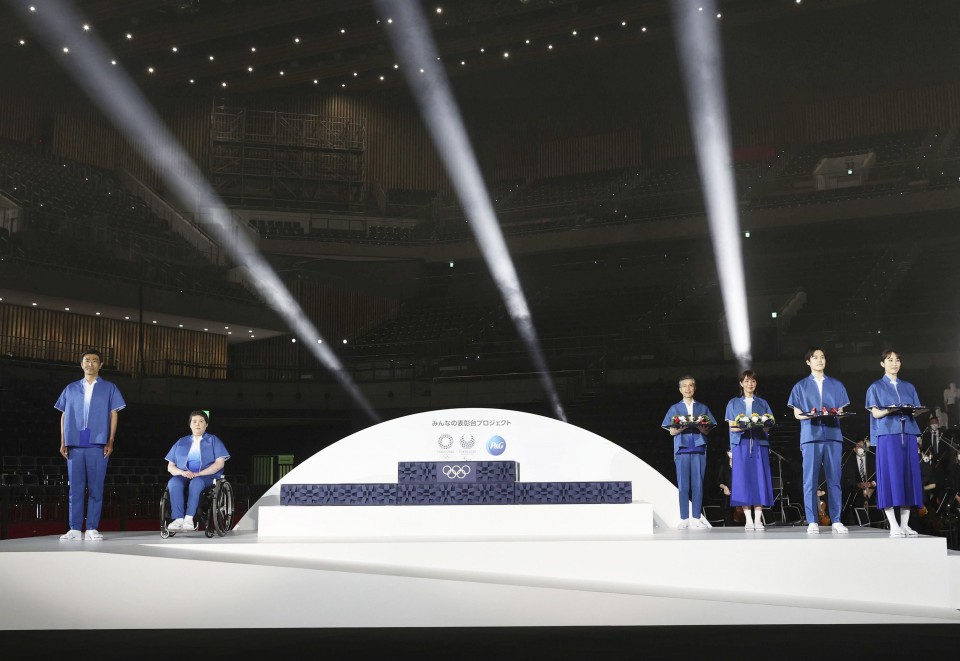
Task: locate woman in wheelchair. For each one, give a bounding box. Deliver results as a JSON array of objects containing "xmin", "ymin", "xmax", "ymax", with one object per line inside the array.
[{"xmin": 164, "ymin": 410, "xmax": 230, "ymax": 532}]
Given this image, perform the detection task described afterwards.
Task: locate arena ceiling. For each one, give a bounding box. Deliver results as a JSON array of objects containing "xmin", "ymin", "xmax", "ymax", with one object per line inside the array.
[{"xmin": 0, "ymin": 0, "xmax": 874, "ymax": 98}]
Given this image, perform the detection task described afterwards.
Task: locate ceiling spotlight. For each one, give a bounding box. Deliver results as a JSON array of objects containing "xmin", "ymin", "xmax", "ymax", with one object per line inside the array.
[
  {"xmin": 189, "ymin": 79, "xmax": 194, "ymax": 84},
  {"xmin": 342, "ymin": 339, "xmax": 348, "ymax": 344},
  {"xmin": 171, "ymin": 46, "xmax": 178, "ymax": 53},
  {"xmin": 279, "ymin": 70, "xmax": 284, "ymax": 75},
  {"xmin": 572, "ymin": 30, "xmax": 577, "ymax": 36},
  {"xmin": 387, "ymin": 18, "xmax": 393, "ymax": 24},
  {"xmin": 64, "ymin": 307, "xmax": 70, "ymax": 311},
  {"xmin": 250, "ymin": 46, "xmax": 256, "ymax": 52},
  {"xmin": 459, "ymin": 61, "xmax": 464, "ymax": 66},
  {"xmin": 125, "ymin": 316, "xmax": 130, "ymax": 320},
  {"xmin": 503, "ymin": 51, "xmax": 509, "ymax": 58},
  {"xmin": 31, "ymin": 302, "xmax": 37, "ymax": 306},
  {"xmin": 294, "ymin": 37, "xmax": 300, "ymax": 43},
  {"xmin": 221, "ymin": 81, "xmax": 227, "ymax": 87},
  {"xmin": 340, "ymin": 28, "xmax": 346, "ymax": 34},
  {"xmin": 547, "ymin": 44, "xmax": 553, "ymax": 50},
  {"xmin": 642, "ymin": 26, "xmax": 647, "ymax": 32},
  {"xmin": 178, "ymin": 324, "xmax": 183, "ymax": 327},
  {"xmin": 247, "ymin": 66, "xmax": 253, "ymax": 72},
  {"xmin": 62, "ymin": 47, "xmax": 69, "ymax": 53},
  {"xmin": 95, "ymin": 312, "xmax": 100, "ymax": 316},
  {"xmin": 209, "ymin": 55, "xmax": 215, "ymax": 61},
  {"xmin": 353, "ymin": 71, "xmax": 358, "ymax": 76},
  {"xmin": 19, "ymin": 39, "xmax": 26, "ymax": 45},
  {"xmin": 379, "ymin": 74, "xmax": 385, "ymax": 79},
  {"xmin": 82, "ymin": 24, "xmax": 90, "ymax": 31},
  {"xmin": 29, "ymin": 6, "xmax": 35, "ymax": 11},
  {"xmin": 147, "ymin": 67, "xmax": 154, "ymax": 73},
  {"xmin": 152, "ymin": 320, "xmax": 157, "ymax": 324},
  {"xmin": 436, "ymin": 6, "xmax": 442, "ymax": 13},
  {"xmin": 126, "ymin": 33, "xmax": 132, "ymax": 40},
  {"xmin": 110, "ymin": 60, "xmax": 116, "ymax": 65},
  {"xmin": 479, "ymin": 47, "xmax": 485, "ymax": 53},
  {"xmin": 621, "ymin": 21, "xmax": 627, "ymax": 27},
  {"xmin": 525, "ymin": 39, "xmax": 530, "ymax": 44},
  {"xmin": 593, "ymin": 35, "xmax": 599, "ymax": 41},
  {"xmin": 314, "ymin": 78, "xmax": 319, "ymax": 84}
]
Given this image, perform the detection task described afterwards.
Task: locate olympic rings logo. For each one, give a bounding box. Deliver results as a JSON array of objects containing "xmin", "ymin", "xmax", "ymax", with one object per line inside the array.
[
  {"xmin": 438, "ymin": 433, "xmax": 453, "ymax": 449},
  {"xmin": 460, "ymin": 434, "xmax": 475, "ymax": 449},
  {"xmin": 442, "ymin": 464, "xmax": 471, "ymax": 479}
]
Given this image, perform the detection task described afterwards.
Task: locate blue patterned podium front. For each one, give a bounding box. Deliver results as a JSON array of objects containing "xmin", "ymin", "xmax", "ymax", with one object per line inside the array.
[
  {"xmin": 281, "ymin": 480, "xmax": 632, "ymax": 506},
  {"xmin": 397, "ymin": 461, "xmax": 518, "ymax": 484}
]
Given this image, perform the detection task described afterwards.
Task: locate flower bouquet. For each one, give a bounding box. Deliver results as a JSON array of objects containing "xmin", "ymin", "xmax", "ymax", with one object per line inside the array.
[
  {"xmin": 734, "ymin": 412, "xmax": 775, "ymax": 429},
  {"xmin": 664, "ymin": 414, "xmax": 714, "ymax": 431},
  {"xmin": 798, "ymin": 406, "xmax": 855, "ymax": 419}
]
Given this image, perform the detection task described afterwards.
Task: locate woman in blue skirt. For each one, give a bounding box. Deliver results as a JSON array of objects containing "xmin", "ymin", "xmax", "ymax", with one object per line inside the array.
[
  {"xmin": 725, "ymin": 370, "xmax": 775, "ymax": 531},
  {"xmin": 866, "ymin": 350, "xmax": 923, "ymax": 537}
]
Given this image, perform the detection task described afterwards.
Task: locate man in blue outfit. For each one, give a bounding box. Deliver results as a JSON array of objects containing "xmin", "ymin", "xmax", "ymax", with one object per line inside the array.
[
  {"xmin": 662, "ymin": 376, "xmax": 716, "ymax": 529},
  {"xmin": 55, "ymin": 349, "xmax": 126, "ymax": 541},
  {"xmin": 788, "ymin": 347, "xmax": 849, "ymax": 535}
]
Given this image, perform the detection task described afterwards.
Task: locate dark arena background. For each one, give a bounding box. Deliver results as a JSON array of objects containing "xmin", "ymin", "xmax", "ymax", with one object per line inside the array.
[{"xmin": 1, "ymin": 0, "xmax": 959, "ymax": 656}]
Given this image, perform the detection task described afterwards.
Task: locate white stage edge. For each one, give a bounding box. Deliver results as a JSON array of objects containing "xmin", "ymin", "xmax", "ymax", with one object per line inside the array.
[{"xmin": 1, "ymin": 527, "xmax": 959, "ymax": 630}]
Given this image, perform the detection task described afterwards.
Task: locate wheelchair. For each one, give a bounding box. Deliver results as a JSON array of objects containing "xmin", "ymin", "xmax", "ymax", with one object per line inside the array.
[{"xmin": 159, "ymin": 477, "xmax": 234, "ymax": 538}]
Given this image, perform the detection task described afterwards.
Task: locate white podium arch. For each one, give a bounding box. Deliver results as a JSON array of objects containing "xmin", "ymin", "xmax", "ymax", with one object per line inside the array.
[{"xmin": 237, "ymin": 408, "xmax": 684, "ymax": 532}]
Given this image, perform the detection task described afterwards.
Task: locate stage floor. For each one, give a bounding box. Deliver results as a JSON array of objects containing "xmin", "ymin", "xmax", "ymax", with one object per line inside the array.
[{"xmin": 2, "ymin": 524, "xmax": 959, "ymax": 630}]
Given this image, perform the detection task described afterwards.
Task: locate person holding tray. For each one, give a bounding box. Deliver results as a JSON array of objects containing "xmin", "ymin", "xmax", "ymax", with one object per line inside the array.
[
  {"xmin": 662, "ymin": 375, "xmax": 716, "ymax": 530},
  {"xmin": 866, "ymin": 350, "xmax": 924, "ymax": 537},
  {"xmin": 788, "ymin": 347, "xmax": 851, "ymax": 535},
  {"xmin": 725, "ymin": 370, "xmax": 775, "ymax": 531}
]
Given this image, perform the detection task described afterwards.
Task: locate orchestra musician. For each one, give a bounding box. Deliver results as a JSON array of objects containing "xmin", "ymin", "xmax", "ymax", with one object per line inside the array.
[{"xmin": 841, "ymin": 437, "xmax": 877, "ymax": 526}]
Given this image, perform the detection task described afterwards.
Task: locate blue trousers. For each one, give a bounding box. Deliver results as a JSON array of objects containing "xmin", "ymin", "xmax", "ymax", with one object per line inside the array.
[
  {"xmin": 675, "ymin": 452, "xmax": 706, "ymax": 519},
  {"xmin": 167, "ymin": 474, "xmax": 216, "ymax": 519},
  {"xmin": 66, "ymin": 446, "xmax": 108, "ymax": 531},
  {"xmin": 801, "ymin": 441, "xmax": 841, "ymax": 524}
]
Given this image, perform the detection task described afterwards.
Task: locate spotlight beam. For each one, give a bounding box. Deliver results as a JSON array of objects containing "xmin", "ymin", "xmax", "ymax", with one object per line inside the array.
[
  {"xmin": 375, "ymin": 0, "xmax": 566, "ymax": 421},
  {"xmin": 672, "ymin": 0, "xmax": 752, "ymax": 368},
  {"xmin": 10, "ymin": 0, "xmax": 379, "ymax": 421}
]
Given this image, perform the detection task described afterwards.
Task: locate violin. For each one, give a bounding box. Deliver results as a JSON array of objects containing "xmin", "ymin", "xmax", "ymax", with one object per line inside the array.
[{"xmin": 817, "ymin": 489, "xmax": 831, "ymax": 526}]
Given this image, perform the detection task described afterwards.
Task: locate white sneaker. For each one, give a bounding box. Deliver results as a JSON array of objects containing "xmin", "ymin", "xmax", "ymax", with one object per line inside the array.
[
  {"xmin": 182, "ymin": 517, "xmax": 195, "ymax": 530},
  {"xmin": 167, "ymin": 518, "xmax": 183, "ymax": 531},
  {"xmin": 831, "ymin": 522, "xmax": 849, "ymax": 534},
  {"xmin": 59, "ymin": 529, "xmax": 82, "ymax": 541},
  {"xmin": 807, "ymin": 523, "xmax": 820, "ymax": 535},
  {"xmin": 84, "ymin": 529, "xmax": 103, "ymax": 541},
  {"xmin": 754, "ymin": 519, "xmax": 765, "ymax": 531},
  {"xmin": 889, "ymin": 527, "xmax": 905, "ymax": 538},
  {"xmin": 689, "ymin": 519, "xmax": 708, "ymax": 529},
  {"xmin": 676, "ymin": 519, "xmax": 690, "ymax": 530},
  {"xmin": 744, "ymin": 523, "xmax": 755, "ymax": 531},
  {"xmin": 901, "ymin": 525, "xmax": 919, "ymax": 537}
]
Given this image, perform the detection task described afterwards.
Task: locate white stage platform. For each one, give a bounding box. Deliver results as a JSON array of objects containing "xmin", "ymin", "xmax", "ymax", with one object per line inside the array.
[
  {"xmin": 257, "ymin": 502, "xmax": 655, "ymax": 539},
  {"xmin": 2, "ymin": 525, "xmax": 960, "ymax": 630}
]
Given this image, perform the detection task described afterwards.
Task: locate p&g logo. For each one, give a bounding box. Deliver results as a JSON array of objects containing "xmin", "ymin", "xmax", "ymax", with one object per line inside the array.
[{"xmin": 486, "ymin": 435, "xmax": 506, "ymax": 456}]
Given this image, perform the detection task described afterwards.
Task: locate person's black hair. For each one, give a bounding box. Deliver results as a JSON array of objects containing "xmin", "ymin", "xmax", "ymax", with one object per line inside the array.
[
  {"xmin": 804, "ymin": 346, "xmax": 824, "ymax": 362},
  {"xmin": 188, "ymin": 410, "xmax": 209, "ymax": 424},
  {"xmin": 80, "ymin": 348, "xmax": 102, "ymax": 362}
]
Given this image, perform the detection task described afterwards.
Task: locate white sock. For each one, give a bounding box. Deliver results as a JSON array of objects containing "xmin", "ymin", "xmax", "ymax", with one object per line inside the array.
[
  {"xmin": 742, "ymin": 508, "xmax": 753, "ymax": 526},
  {"xmin": 754, "ymin": 508, "xmax": 763, "ymax": 525},
  {"xmin": 884, "ymin": 507, "xmax": 899, "ymax": 530},
  {"xmin": 899, "ymin": 507, "xmax": 911, "ymax": 529}
]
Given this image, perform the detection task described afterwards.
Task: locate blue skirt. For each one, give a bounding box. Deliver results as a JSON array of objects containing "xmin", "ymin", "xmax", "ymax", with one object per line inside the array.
[
  {"xmin": 875, "ymin": 433, "xmax": 922, "ymax": 508},
  {"xmin": 730, "ymin": 441, "xmax": 774, "ymax": 507}
]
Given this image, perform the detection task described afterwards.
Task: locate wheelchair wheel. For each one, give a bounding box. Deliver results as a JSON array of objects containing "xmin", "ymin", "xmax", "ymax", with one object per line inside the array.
[
  {"xmin": 211, "ymin": 480, "xmax": 234, "ymax": 537},
  {"xmin": 159, "ymin": 489, "xmax": 174, "ymax": 539}
]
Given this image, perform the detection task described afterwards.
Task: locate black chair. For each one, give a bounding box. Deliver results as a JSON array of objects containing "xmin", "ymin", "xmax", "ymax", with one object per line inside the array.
[{"xmin": 159, "ymin": 478, "xmax": 234, "ymax": 539}]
